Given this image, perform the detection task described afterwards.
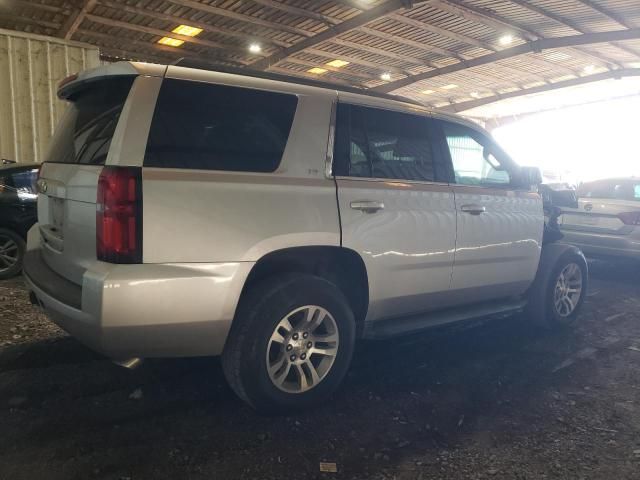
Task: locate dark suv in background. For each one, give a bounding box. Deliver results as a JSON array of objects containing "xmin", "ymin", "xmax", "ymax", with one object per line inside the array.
[{"xmin": 0, "ymin": 163, "xmax": 39, "ymax": 279}]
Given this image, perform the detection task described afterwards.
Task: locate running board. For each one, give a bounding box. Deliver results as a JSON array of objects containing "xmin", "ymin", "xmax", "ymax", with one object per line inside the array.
[{"xmin": 363, "ymin": 298, "xmax": 527, "ymax": 339}]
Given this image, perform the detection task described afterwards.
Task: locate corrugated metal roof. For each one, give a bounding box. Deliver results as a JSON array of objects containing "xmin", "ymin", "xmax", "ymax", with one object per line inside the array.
[{"xmin": 0, "ymin": 0, "xmax": 639, "ymax": 112}]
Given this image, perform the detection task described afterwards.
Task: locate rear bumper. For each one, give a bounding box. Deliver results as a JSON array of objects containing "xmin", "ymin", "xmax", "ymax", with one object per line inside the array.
[
  {"xmin": 560, "ymin": 229, "xmax": 640, "ymax": 260},
  {"xmin": 24, "ymin": 235, "xmax": 253, "ymax": 359}
]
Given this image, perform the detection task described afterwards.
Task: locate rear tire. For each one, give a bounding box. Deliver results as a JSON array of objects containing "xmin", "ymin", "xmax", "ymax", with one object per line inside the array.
[
  {"xmin": 527, "ymin": 247, "xmax": 588, "ymax": 329},
  {"xmin": 0, "ymin": 229, "xmax": 25, "ymax": 280},
  {"xmin": 222, "ymin": 273, "xmax": 356, "ymax": 413}
]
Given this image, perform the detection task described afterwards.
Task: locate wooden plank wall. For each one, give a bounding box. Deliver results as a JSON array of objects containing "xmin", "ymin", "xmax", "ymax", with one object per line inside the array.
[{"xmin": 0, "ymin": 28, "xmax": 100, "ymax": 164}]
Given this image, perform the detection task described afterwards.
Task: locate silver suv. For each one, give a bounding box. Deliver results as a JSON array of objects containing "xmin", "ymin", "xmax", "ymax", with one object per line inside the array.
[{"xmin": 24, "ymin": 62, "xmax": 588, "ymax": 412}]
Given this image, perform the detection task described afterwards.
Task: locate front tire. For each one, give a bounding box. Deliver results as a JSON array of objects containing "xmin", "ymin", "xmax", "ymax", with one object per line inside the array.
[
  {"xmin": 527, "ymin": 246, "xmax": 588, "ymax": 329},
  {"xmin": 0, "ymin": 229, "xmax": 25, "ymax": 280},
  {"xmin": 222, "ymin": 273, "xmax": 356, "ymax": 413}
]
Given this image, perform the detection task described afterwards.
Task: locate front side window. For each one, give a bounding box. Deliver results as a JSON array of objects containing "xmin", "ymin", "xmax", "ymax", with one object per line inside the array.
[
  {"xmin": 333, "ymin": 103, "xmax": 436, "ymax": 182},
  {"xmin": 441, "ymin": 122, "xmax": 511, "ymax": 187},
  {"xmin": 145, "ymin": 80, "xmax": 298, "ymax": 172}
]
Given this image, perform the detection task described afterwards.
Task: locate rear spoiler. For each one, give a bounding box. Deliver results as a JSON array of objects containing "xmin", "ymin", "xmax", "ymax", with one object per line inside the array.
[{"xmin": 57, "ymin": 62, "xmax": 167, "ymax": 100}]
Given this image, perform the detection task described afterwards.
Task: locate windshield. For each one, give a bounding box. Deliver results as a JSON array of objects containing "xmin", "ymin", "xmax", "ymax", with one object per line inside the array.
[{"xmin": 45, "ymin": 77, "xmax": 134, "ymax": 165}]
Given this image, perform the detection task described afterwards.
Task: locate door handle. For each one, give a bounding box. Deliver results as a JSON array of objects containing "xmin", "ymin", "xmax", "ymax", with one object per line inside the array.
[
  {"xmin": 460, "ymin": 204, "xmax": 486, "ymax": 215},
  {"xmin": 350, "ymin": 200, "xmax": 385, "ymax": 214}
]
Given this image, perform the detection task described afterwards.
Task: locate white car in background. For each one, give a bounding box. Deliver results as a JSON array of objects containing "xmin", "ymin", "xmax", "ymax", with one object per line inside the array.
[{"xmin": 560, "ymin": 178, "xmax": 640, "ymax": 260}]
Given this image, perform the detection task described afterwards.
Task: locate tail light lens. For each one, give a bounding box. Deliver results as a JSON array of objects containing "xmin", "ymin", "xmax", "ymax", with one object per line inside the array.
[
  {"xmin": 97, "ymin": 166, "xmax": 142, "ymax": 263},
  {"xmin": 618, "ymin": 211, "xmax": 640, "ymax": 226}
]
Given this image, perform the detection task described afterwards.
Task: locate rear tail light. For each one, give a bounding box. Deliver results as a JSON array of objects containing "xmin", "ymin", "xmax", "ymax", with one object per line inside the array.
[
  {"xmin": 618, "ymin": 211, "xmax": 640, "ymax": 226},
  {"xmin": 97, "ymin": 166, "xmax": 142, "ymax": 263}
]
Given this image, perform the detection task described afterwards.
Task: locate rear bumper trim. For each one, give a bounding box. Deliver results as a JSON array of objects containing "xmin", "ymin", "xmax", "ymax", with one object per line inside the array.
[{"xmin": 23, "ymin": 249, "xmax": 82, "ymax": 309}]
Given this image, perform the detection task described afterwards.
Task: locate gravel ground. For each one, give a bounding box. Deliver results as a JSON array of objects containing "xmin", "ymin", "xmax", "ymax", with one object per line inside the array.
[{"xmin": 1, "ymin": 259, "xmax": 640, "ymax": 480}]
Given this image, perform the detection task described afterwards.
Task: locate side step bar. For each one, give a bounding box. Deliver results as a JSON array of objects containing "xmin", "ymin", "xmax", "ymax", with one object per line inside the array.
[{"xmin": 363, "ymin": 298, "xmax": 527, "ymax": 339}]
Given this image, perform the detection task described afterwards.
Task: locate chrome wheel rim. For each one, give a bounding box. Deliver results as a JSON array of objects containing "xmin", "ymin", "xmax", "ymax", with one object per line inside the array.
[
  {"xmin": 0, "ymin": 235, "xmax": 19, "ymax": 273},
  {"xmin": 266, "ymin": 305, "xmax": 339, "ymax": 394},
  {"xmin": 554, "ymin": 263, "xmax": 583, "ymax": 318}
]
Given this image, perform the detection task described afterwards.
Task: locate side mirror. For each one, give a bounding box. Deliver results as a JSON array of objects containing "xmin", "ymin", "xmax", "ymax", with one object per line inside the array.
[{"xmin": 519, "ymin": 166, "xmax": 543, "ymax": 190}]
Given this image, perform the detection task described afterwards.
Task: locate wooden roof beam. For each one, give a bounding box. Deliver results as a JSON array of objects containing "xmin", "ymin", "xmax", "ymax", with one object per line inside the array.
[
  {"xmin": 429, "ymin": 0, "xmax": 539, "ymax": 41},
  {"xmin": 507, "ymin": 0, "xmax": 638, "ymax": 64},
  {"xmin": 250, "ymin": 0, "xmax": 340, "ymax": 27},
  {"xmin": 59, "ymin": 0, "xmax": 96, "ymax": 40},
  {"xmin": 0, "ymin": 12, "xmax": 60, "ymax": 30},
  {"xmin": 440, "ymin": 68, "xmax": 640, "ymax": 113},
  {"xmin": 77, "ymin": 28, "xmax": 248, "ymax": 67},
  {"xmin": 431, "ymin": 0, "xmax": 622, "ymax": 70},
  {"xmin": 373, "ymin": 27, "xmax": 640, "ymax": 93},
  {"xmin": 303, "ymin": 48, "xmax": 412, "ymax": 76},
  {"xmin": 250, "ymin": 0, "xmax": 425, "ymax": 71},
  {"xmin": 83, "ymin": 13, "xmax": 261, "ymax": 58},
  {"xmin": 95, "ymin": 0, "xmax": 292, "ymax": 48},
  {"xmin": 8, "ymin": 0, "xmax": 69, "ymax": 14},
  {"xmin": 387, "ymin": 12, "xmax": 496, "ymax": 52},
  {"xmin": 359, "ymin": 25, "xmax": 465, "ymax": 59},
  {"xmin": 166, "ymin": 0, "xmax": 313, "ymax": 38}
]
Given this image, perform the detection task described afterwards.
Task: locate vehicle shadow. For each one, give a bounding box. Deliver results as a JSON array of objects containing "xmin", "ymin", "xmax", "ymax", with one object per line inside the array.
[
  {"xmin": 587, "ymin": 257, "xmax": 640, "ymax": 284},
  {"xmin": 0, "ymin": 311, "xmax": 580, "ymax": 479}
]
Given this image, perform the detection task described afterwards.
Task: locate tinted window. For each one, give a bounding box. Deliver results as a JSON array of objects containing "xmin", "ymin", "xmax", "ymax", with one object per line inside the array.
[
  {"xmin": 578, "ymin": 180, "xmax": 640, "ymax": 201},
  {"xmin": 441, "ymin": 122, "xmax": 511, "ymax": 187},
  {"xmin": 46, "ymin": 77, "xmax": 134, "ymax": 165},
  {"xmin": 0, "ymin": 168, "xmax": 38, "ymax": 201},
  {"xmin": 333, "ymin": 103, "xmax": 436, "ymax": 181},
  {"xmin": 145, "ymin": 80, "xmax": 298, "ymax": 172}
]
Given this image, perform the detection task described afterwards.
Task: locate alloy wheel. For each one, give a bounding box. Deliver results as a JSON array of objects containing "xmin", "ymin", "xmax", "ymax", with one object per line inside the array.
[
  {"xmin": 266, "ymin": 305, "xmax": 340, "ymax": 394},
  {"xmin": 0, "ymin": 235, "xmax": 19, "ymax": 274},
  {"xmin": 554, "ymin": 263, "xmax": 583, "ymax": 317}
]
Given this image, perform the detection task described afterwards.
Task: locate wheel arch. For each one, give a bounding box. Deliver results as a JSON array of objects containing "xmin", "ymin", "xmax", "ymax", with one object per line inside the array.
[{"xmin": 238, "ymin": 246, "xmax": 370, "ymax": 335}]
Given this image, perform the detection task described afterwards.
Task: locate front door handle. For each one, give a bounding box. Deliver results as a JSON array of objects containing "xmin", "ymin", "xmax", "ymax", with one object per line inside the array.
[
  {"xmin": 350, "ymin": 200, "xmax": 385, "ymax": 214},
  {"xmin": 460, "ymin": 204, "xmax": 486, "ymax": 215}
]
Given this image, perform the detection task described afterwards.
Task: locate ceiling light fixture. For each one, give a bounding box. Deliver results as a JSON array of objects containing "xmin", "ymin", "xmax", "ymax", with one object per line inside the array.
[
  {"xmin": 470, "ymin": 91, "xmax": 481, "ymax": 98},
  {"xmin": 249, "ymin": 43, "xmax": 262, "ymax": 54},
  {"xmin": 583, "ymin": 64, "xmax": 596, "ymax": 74},
  {"xmin": 158, "ymin": 37, "xmax": 184, "ymax": 47},
  {"xmin": 380, "ymin": 72, "xmax": 392, "ymax": 81},
  {"xmin": 326, "ymin": 59, "xmax": 350, "ymax": 68},
  {"xmin": 420, "ymin": 89, "xmax": 435, "ymax": 95},
  {"xmin": 172, "ymin": 25, "xmax": 203, "ymax": 37},
  {"xmin": 308, "ymin": 67, "xmax": 328, "ymax": 74},
  {"xmin": 441, "ymin": 84, "xmax": 458, "ymax": 90},
  {"xmin": 499, "ymin": 34, "xmax": 514, "ymax": 46}
]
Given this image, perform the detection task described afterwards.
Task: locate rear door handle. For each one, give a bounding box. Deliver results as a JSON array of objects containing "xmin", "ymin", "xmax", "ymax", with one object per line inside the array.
[
  {"xmin": 350, "ymin": 200, "xmax": 385, "ymax": 214},
  {"xmin": 460, "ymin": 204, "xmax": 486, "ymax": 215}
]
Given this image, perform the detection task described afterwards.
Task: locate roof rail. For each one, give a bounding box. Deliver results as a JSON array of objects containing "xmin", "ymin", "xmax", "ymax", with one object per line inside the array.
[{"xmin": 173, "ymin": 58, "xmax": 423, "ymax": 107}]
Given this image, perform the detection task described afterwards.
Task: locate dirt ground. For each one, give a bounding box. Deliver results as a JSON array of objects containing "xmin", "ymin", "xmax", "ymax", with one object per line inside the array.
[{"xmin": 1, "ymin": 259, "xmax": 640, "ymax": 480}]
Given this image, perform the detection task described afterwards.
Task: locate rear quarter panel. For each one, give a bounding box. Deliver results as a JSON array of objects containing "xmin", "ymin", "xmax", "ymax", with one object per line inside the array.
[{"xmin": 141, "ymin": 92, "xmax": 340, "ymax": 263}]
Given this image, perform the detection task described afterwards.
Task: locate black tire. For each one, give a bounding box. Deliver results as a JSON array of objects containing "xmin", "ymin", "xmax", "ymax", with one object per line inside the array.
[
  {"xmin": 526, "ymin": 245, "xmax": 588, "ymax": 329},
  {"xmin": 222, "ymin": 273, "xmax": 356, "ymax": 413},
  {"xmin": 0, "ymin": 228, "xmax": 25, "ymax": 280}
]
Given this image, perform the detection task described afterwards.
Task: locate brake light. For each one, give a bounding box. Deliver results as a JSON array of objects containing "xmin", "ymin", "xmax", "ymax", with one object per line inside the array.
[
  {"xmin": 618, "ymin": 211, "xmax": 640, "ymax": 226},
  {"xmin": 96, "ymin": 167, "xmax": 142, "ymax": 263}
]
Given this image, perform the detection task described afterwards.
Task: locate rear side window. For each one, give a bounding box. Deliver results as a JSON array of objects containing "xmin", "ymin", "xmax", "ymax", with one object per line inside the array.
[
  {"xmin": 145, "ymin": 79, "xmax": 298, "ymax": 172},
  {"xmin": 46, "ymin": 77, "xmax": 134, "ymax": 165},
  {"xmin": 333, "ymin": 103, "xmax": 436, "ymax": 181}
]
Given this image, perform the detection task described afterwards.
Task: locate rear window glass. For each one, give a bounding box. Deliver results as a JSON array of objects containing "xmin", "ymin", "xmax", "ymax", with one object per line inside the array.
[
  {"xmin": 144, "ymin": 79, "xmax": 298, "ymax": 172},
  {"xmin": 46, "ymin": 77, "xmax": 134, "ymax": 165},
  {"xmin": 578, "ymin": 180, "xmax": 640, "ymax": 201}
]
